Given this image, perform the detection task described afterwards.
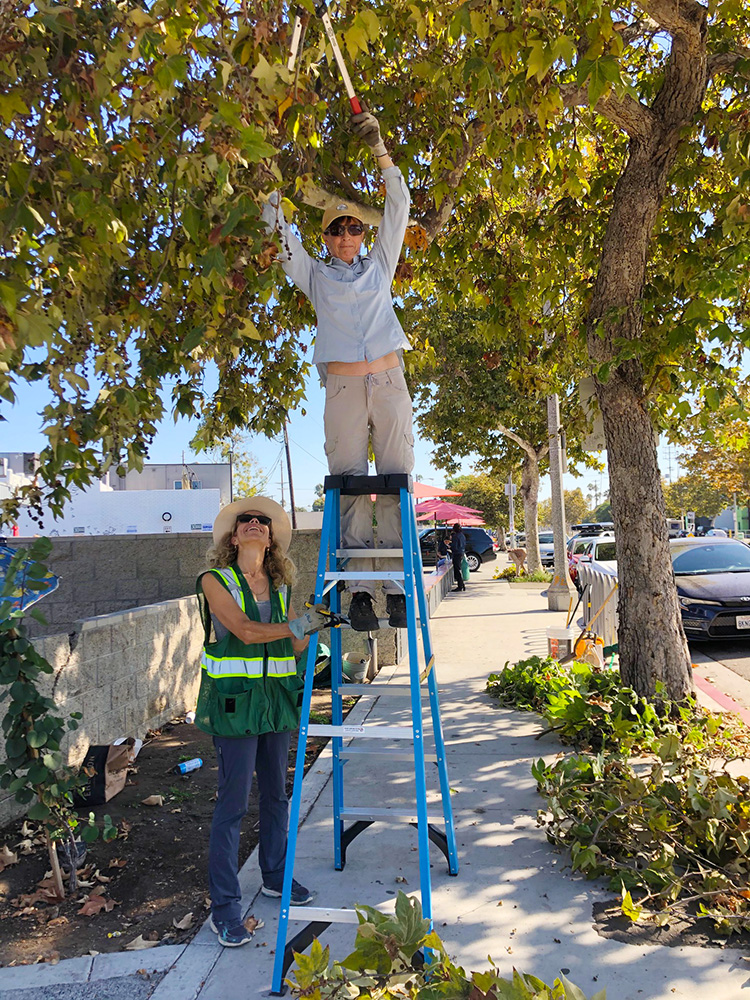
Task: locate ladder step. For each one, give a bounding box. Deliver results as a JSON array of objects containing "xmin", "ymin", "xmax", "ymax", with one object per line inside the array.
[
  {"xmin": 324, "ymin": 571, "xmax": 405, "ymax": 580},
  {"xmin": 340, "ymin": 748, "xmax": 438, "ymax": 762},
  {"xmin": 339, "ymin": 684, "xmax": 418, "ymax": 696},
  {"xmin": 340, "ymin": 807, "xmax": 444, "ymax": 823},
  {"xmin": 307, "ymin": 724, "xmax": 413, "ymax": 739},
  {"xmin": 289, "ymin": 906, "xmax": 361, "ymax": 923},
  {"xmin": 336, "ymin": 548, "xmax": 404, "ymax": 558}
]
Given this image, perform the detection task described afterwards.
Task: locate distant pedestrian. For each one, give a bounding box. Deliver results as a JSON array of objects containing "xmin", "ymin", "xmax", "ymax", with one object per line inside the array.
[{"xmin": 450, "ymin": 523, "xmax": 467, "ymax": 592}]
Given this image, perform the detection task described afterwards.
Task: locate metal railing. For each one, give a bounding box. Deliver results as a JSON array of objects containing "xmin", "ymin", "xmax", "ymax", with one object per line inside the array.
[{"xmin": 576, "ymin": 563, "xmax": 619, "ymax": 649}]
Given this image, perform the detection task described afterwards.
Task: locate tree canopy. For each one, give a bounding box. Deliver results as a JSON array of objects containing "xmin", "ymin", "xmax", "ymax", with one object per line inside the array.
[{"xmin": 4, "ymin": 0, "xmax": 750, "ymax": 697}]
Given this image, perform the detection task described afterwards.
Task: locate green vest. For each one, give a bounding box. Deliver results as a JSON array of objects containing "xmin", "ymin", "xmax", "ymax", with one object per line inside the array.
[{"xmin": 194, "ymin": 566, "xmax": 303, "ymax": 738}]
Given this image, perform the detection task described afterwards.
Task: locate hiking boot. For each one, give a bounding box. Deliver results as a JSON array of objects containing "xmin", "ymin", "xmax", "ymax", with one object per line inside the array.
[
  {"xmin": 386, "ymin": 593, "xmax": 408, "ymax": 628},
  {"xmin": 261, "ymin": 879, "xmax": 315, "ymax": 905},
  {"xmin": 348, "ymin": 592, "xmax": 379, "ymax": 632}
]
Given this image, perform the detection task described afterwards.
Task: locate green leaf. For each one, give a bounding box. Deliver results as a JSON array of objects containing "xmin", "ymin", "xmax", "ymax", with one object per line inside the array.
[{"xmin": 27, "ymin": 800, "xmax": 51, "ymax": 821}]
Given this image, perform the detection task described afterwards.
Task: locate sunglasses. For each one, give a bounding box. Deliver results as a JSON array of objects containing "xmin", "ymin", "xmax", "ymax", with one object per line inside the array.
[
  {"xmin": 236, "ymin": 513, "xmax": 272, "ymax": 526},
  {"xmin": 324, "ymin": 224, "xmax": 364, "ymax": 237}
]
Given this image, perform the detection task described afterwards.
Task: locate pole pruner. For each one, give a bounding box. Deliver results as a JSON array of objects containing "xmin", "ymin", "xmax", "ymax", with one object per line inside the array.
[{"xmin": 285, "ymin": 2, "xmax": 362, "ymax": 114}]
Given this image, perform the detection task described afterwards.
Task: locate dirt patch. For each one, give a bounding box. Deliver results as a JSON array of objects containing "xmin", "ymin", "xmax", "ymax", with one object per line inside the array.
[{"xmin": 0, "ymin": 692, "xmax": 354, "ymax": 967}]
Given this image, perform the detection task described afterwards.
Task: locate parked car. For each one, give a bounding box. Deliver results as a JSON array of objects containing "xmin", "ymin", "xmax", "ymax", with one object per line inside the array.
[
  {"xmin": 584, "ymin": 535, "xmax": 618, "ymax": 574},
  {"xmin": 539, "ymin": 532, "xmax": 555, "ymax": 567},
  {"xmin": 568, "ymin": 536, "xmax": 593, "ymax": 586},
  {"xmin": 671, "ymin": 537, "xmax": 750, "ymax": 639},
  {"xmin": 420, "ymin": 526, "xmax": 497, "ymax": 572}
]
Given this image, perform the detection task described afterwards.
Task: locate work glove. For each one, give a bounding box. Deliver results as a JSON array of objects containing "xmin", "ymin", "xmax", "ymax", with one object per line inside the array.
[
  {"xmin": 260, "ymin": 190, "xmax": 286, "ymax": 235},
  {"xmin": 289, "ymin": 605, "xmax": 332, "ymax": 639},
  {"xmin": 350, "ymin": 106, "xmax": 387, "ymax": 158}
]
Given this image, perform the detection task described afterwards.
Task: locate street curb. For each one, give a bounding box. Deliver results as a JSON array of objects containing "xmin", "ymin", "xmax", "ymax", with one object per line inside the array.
[{"xmin": 0, "ymin": 677, "xmax": 388, "ymax": 996}]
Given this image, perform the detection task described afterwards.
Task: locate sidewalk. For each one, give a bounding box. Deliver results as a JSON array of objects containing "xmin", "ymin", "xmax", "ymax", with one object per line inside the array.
[{"xmin": 2, "ymin": 569, "xmax": 749, "ymax": 999}]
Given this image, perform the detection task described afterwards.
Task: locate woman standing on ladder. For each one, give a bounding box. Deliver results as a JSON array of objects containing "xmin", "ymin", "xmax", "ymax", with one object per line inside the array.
[{"xmin": 262, "ymin": 108, "xmax": 413, "ymax": 633}]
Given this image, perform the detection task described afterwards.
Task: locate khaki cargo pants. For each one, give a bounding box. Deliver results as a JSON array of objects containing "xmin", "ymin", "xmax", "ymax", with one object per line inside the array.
[{"xmin": 323, "ymin": 366, "xmax": 415, "ymax": 596}]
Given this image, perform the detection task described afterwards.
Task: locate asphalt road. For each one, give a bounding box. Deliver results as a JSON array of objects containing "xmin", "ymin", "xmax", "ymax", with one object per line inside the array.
[{"xmin": 689, "ymin": 638, "xmax": 750, "ymax": 683}]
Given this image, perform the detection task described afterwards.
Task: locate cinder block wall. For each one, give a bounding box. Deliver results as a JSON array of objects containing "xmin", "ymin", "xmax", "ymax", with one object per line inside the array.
[{"xmin": 0, "ymin": 596, "xmax": 204, "ymax": 827}]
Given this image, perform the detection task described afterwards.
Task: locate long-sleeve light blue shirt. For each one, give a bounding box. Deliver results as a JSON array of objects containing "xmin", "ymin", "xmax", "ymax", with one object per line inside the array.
[{"xmin": 261, "ymin": 166, "xmax": 411, "ymax": 381}]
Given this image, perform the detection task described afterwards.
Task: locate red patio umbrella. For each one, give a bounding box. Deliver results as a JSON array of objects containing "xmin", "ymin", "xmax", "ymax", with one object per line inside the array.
[
  {"xmin": 412, "ymin": 482, "xmax": 462, "ymax": 499},
  {"xmin": 415, "ymin": 499, "xmax": 483, "ymax": 518}
]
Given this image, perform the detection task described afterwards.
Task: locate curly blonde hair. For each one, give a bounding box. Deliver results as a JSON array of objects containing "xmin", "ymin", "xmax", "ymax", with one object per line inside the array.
[{"xmin": 206, "ymin": 522, "xmax": 296, "ymax": 591}]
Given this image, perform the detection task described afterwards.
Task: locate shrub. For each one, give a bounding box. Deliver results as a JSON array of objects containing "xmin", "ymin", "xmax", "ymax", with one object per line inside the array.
[{"xmin": 290, "ymin": 891, "xmax": 606, "ymax": 998}]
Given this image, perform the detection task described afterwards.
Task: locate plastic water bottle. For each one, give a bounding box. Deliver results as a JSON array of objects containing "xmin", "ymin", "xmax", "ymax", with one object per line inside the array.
[
  {"xmin": 185, "ymin": 711, "xmax": 196, "ymax": 724},
  {"xmin": 176, "ymin": 758, "xmax": 202, "ymax": 774}
]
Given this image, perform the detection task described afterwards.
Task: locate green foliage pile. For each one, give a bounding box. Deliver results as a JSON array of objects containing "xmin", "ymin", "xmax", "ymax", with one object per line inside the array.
[
  {"xmin": 0, "ymin": 540, "xmax": 117, "ymax": 894},
  {"xmin": 488, "ymin": 656, "xmax": 750, "ymax": 932},
  {"xmin": 533, "ymin": 745, "xmax": 750, "ymax": 934},
  {"xmin": 486, "ymin": 656, "xmax": 742, "ymax": 755},
  {"xmin": 290, "ymin": 891, "xmax": 605, "ymax": 999},
  {"xmin": 495, "ymin": 567, "xmax": 553, "ymax": 583}
]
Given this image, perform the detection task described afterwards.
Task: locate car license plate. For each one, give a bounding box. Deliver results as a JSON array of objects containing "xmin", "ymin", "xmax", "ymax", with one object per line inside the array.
[{"xmin": 737, "ymin": 615, "xmax": 750, "ymax": 629}]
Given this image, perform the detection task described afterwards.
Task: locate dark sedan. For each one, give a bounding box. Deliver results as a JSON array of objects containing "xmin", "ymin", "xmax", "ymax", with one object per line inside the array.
[{"xmin": 672, "ymin": 538, "xmax": 750, "ymax": 639}]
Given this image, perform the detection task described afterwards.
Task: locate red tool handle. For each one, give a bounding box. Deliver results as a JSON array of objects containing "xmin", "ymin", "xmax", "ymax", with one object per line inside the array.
[{"xmin": 349, "ymin": 96, "xmax": 362, "ymax": 114}]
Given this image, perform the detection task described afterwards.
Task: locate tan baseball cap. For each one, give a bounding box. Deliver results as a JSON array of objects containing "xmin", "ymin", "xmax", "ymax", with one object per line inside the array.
[
  {"xmin": 322, "ymin": 200, "xmax": 363, "ymax": 233},
  {"xmin": 212, "ymin": 496, "xmax": 292, "ymax": 552}
]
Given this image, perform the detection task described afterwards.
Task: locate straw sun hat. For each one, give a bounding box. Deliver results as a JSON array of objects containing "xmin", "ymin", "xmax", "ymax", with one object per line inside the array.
[{"xmin": 212, "ymin": 496, "xmax": 292, "ymax": 552}]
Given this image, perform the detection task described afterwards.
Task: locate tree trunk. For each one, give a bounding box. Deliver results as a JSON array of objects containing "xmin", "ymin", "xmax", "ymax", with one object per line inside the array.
[
  {"xmin": 586, "ymin": 22, "xmax": 709, "ymax": 700},
  {"xmin": 597, "ymin": 369, "xmax": 693, "ymax": 699},
  {"xmin": 520, "ymin": 453, "xmax": 541, "ymax": 572}
]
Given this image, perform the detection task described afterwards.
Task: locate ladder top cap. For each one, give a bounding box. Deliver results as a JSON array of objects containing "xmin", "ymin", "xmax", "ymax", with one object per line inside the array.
[{"xmin": 324, "ymin": 474, "xmax": 413, "ymax": 496}]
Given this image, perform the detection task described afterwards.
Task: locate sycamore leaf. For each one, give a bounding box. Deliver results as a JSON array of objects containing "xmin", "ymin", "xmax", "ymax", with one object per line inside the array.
[
  {"xmin": 124, "ymin": 934, "xmax": 160, "ymax": 951},
  {"xmin": 172, "ymin": 911, "xmax": 194, "ymax": 930},
  {"xmin": 0, "ymin": 845, "xmax": 19, "ymax": 871},
  {"xmin": 141, "ymin": 795, "xmax": 164, "ymax": 807},
  {"xmin": 78, "ymin": 894, "xmax": 117, "ymax": 916}
]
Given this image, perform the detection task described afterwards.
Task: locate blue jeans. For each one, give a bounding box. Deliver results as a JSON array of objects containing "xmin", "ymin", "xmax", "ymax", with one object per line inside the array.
[{"xmin": 208, "ymin": 731, "xmax": 292, "ymax": 927}]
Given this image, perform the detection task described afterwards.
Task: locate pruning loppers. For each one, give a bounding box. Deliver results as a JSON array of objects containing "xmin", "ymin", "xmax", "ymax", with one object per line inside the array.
[{"xmin": 285, "ymin": 2, "xmax": 363, "ymax": 113}]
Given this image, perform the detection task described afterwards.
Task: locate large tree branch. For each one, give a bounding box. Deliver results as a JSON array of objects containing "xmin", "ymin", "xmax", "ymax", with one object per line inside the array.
[
  {"xmin": 496, "ymin": 423, "xmax": 549, "ymax": 463},
  {"xmin": 296, "ymin": 176, "xmax": 420, "ymax": 229},
  {"xmin": 635, "ymin": 0, "xmax": 707, "ymax": 41},
  {"xmin": 559, "ymin": 84, "xmax": 657, "ymax": 141},
  {"xmin": 419, "ymin": 123, "xmax": 484, "ymax": 241},
  {"xmin": 707, "ymin": 47, "xmax": 750, "ymax": 80}
]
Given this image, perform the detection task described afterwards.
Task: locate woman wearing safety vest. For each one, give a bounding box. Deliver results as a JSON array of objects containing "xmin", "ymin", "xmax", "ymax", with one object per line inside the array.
[{"xmin": 195, "ymin": 497, "xmax": 330, "ymax": 947}]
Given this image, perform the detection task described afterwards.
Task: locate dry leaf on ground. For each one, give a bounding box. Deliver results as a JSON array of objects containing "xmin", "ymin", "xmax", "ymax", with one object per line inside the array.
[
  {"xmin": 78, "ymin": 895, "xmax": 117, "ymax": 917},
  {"xmin": 172, "ymin": 912, "xmax": 194, "ymax": 931},
  {"xmin": 0, "ymin": 845, "xmax": 19, "ymax": 872},
  {"xmin": 141, "ymin": 795, "xmax": 164, "ymax": 807},
  {"xmin": 244, "ymin": 915, "xmax": 263, "ymax": 933},
  {"xmin": 124, "ymin": 934, "xmax": 160, "ymax": 951},
  {"xmin": 108, "ymin": 858, "xmax": 127, "ymax": 869}
]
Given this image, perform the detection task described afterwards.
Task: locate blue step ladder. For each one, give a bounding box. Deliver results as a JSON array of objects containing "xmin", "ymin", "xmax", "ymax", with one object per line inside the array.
[{"xmin": 270, "ymin": 474, "xmax": 459, "ymax": 994}]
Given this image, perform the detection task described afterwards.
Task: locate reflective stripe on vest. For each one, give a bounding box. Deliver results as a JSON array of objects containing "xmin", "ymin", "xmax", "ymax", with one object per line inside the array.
[
  {"xmin": 201, "ymin": 569, "xmax": 295, "ymax": 678},
  {"xmin": 200, "ymin": 651, "xmax": 297, "ymax": 678}
]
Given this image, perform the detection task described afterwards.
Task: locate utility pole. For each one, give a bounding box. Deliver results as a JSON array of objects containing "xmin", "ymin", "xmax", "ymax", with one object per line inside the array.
[
  {"xmin": 546, "ymin": 394, "xmax": 575, "ymax": 610},
  {"xmin": 283, "ymin": 423, "xmax": 297, "ymax": 529}
]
